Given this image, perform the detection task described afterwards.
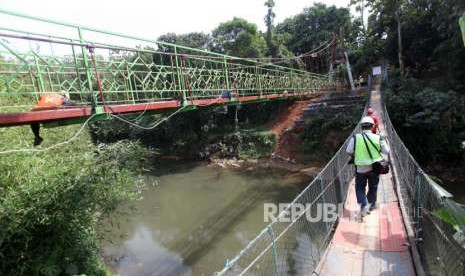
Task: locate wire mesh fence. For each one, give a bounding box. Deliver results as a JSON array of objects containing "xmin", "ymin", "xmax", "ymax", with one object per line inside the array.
[
  {"xmin": 215, "ymin": 96, "xmax": 368, "ymax": 276},
  {"xmin": 381, "ymin": 92, "xmax": 465, "ymax": 276},
  {"xmin": 217, "ymin": 82, "xmax": 465, "ymax": 276}
]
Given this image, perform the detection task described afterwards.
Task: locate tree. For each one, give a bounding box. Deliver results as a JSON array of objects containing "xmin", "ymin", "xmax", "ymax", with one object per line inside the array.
[
  {"xmin": 264, "ymin": 0, "xmax": 278, "ymax": 58},
  {"xmin": 363, "ymin": 0, "xmax": 465, "ymax": 84},
  {"xmin": 276, "ymin": 3, "xmax": 352, "ymax": 55},
  {"xmin": 157, "ymin": 32, "xmax": 211, "ymax": 50},
  {"xmin": 370, "ymin": 0, "xmax": 465, "ymax": 181},
  {"xmin": 350, "ymin": 0, "xmax": 367, "ymax": 38},
  {"xmin": 210, "ymin": 17, "xmax": 267, "ymax": 58},
  {"xmin": 275, "ymin": 3, "xmax": 353, "ymax": 73}
]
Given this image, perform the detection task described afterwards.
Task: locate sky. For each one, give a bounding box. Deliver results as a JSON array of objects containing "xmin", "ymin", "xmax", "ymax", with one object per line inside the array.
[{"xmin": 0, "ymin": 0, "xmax": 352, "ymax": 40}]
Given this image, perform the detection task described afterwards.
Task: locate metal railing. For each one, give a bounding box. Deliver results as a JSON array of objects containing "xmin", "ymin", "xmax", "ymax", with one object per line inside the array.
[
  {"xmin": 216, "ymin": 83, "xmax": 465, "ymax": 276},
  {"xmin": 0, "ymin": 9, "xmax": 344, "ymax": 113},
  {"xmin": 381, "ymin": 96, "xmax": 465, "ymax": 276},
  {"xmin": 215, "ymin": 95, "xmax": 368, "ymax": 275}
]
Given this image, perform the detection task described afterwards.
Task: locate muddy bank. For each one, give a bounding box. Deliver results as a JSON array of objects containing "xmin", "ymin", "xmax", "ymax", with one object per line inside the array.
[{"xmin": 208, "ymin": 156, "xmax": 323, "ymax": 187}]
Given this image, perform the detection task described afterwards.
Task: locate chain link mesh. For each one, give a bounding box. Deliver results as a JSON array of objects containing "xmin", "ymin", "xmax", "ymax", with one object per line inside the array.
[
  {"xmin": 215, "ymin": 95, "xmax": 368, "ymax": 276},
  {"xmin": 217, "ymin": 83, "xmax": 465, "ymax": 276},
  {"xmin": 381, "ymin": 95, "xmax": 465, "ymax": 276}
]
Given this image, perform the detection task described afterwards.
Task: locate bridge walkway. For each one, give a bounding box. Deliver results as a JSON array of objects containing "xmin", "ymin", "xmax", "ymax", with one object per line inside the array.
[{"xmin": 316, "ymin": 87, "xmax": 416, "ymax": 275}]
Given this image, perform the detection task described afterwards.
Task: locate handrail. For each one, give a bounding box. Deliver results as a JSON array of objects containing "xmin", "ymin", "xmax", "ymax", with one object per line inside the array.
[
  {"xmin": 0, "ymin": 8, "xmax": 323, "ymax": 75},
  {"xmin": 216, "ymin": 91, "xmax": 369, "ymax": 275},
  {"xmin": 215, "ymin": 85, "xmax": 465, "ymax": 276}
]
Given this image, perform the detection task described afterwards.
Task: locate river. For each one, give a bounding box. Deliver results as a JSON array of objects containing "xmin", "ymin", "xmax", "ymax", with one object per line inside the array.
[{"xmin": 100, "ymin": 160, "xmax": 308, "ymax": 276}]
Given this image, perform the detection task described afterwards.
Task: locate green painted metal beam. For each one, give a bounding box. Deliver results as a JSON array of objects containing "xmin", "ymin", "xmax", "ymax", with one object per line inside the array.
[
  {"xmin": 0, "ymin": 8, "xmax": 345, "ymax": 121},
  {"xmin": 0, "ymin": 8, "xmax": 326, "ymax": 76}
]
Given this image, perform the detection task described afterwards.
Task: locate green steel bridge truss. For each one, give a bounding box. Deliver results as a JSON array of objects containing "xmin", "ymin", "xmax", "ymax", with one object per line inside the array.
[{"xmin": 0, "ymin": 9, "xmax": 344, "ymax": 116}]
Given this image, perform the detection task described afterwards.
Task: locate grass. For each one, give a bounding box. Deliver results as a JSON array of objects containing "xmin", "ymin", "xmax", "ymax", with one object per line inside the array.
[{"xmin": 0, "ymin": 120, "xmax": 145, "ymax": 275}]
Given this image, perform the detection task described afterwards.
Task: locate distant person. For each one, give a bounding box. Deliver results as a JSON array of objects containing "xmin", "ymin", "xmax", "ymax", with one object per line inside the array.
[
  {"xmin": 30, "ymin": 92, "xmax": 74, "ymax": 146},
  {"xmin": 221, "ymin": 90, "xmax": 232, "ymax": 100},
  {"xmin": 346, "ymin": 116, "xmax": 390, "ymax": 217},
  {"xmin": 367, "ymin": 107, "xmax": 380, "ymax": 134}
]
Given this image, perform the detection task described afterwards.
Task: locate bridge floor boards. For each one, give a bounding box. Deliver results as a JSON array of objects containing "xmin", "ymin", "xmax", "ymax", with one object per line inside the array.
[{"xmin": 316, "ymin": 87, "xmax": 416, "ymax": 276}]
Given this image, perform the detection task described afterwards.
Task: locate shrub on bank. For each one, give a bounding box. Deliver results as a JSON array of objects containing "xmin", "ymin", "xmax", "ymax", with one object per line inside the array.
[
  {"xmin": 384, "ymin": 77, "xmax": 465, "ymax": 165},
  {"xmin": 0, "ymin": 125, "xmax": 146, "ymax": 276}
]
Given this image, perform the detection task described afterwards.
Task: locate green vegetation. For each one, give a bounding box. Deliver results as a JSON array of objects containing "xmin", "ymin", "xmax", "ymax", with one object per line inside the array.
[
  {"xmin": 384, "ymin": 78, "xmax": 465, "ymax": 165},
  {"xmin": 90, "ymin": 102, "xmax": 289, "ymax": 160},
  {"xmin": 302, "ymin": 105, "xmax": 364, "ymax": 160},
  {"xmin": 210, "ymin": 17, "xmax": 268, "ymax": 58},
  {"xmin": 433, "ymin": 207, "xmax": 465, "ymax": 228},
  {"xmin": 276, "ymin": 3, "xmax": 352, "ymax": 54},
  {"xmin": 264, "ymin": 0, "xmax": 278, "ymax": 58},
  {"xmin": 0, "ymin": 126, "xmax": 147, "ymax": 275},
  {"xmin": 2, "ymin": 0, "xmax": 465, "ymax": 274},
  {"xmin": 352, "ymin": 0, "xmax": 465, "ymax": 81},
  {"xmin": 356, "ymin": 0, "xmax": 465, "ymax": 176}
]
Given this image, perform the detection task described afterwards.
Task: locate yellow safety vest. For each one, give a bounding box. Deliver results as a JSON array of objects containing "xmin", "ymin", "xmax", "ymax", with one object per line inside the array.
[{"xmin": 354, "ymin": 132, "xmax": 383, "ymax": 166}]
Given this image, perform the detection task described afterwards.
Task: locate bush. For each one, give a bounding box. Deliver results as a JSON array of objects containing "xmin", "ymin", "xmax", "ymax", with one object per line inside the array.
[
  {"xmin": 0, "ymin": 125, "xmax": 145, "ymax": 275},
  {"xmin": 385, "ymin": 77, "xmax": 465, "ymax": 164},
  {"xmin": 89, "ymin": 101, "xmax": 292, "ymax": 158},
  {"xmin": 238, "ymin": 131, "xmax": 276, "ymax": 159},
  {"xmin": 301, "ymin": 105, "xmax": 363, "ymax": 159}
]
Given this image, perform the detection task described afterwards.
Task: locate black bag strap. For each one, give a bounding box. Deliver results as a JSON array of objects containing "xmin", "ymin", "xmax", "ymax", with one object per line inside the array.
[
  {"xmin": 362, "ymin": 132, "xmax": 381, "ymax": 154},
  {"xmin": 353, "ymin": 134, "xmax": 356, "ymax": 152},
  {"xmin": 360, "ymin": 133, "xmax": 375, "ymax": 161}
]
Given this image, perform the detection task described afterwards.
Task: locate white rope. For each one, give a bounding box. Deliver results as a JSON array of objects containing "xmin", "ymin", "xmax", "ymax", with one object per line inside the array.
[
  {"xmin": 0, "ymin": 105, "xmax": 186, "ymax": 155},
  {"xmin": 117, "ymin": 99, "xmax": 154, "ymax": 123},
  {"xmin": 252, "ymin": 38, "xmax": 335, "ymax": 62},
  {"xmin": 0, "ymin": 114, "xmax": 97, "ymax": 155},
  {"xmin": 109, "ymin": 105, "xmax": 187, "ymax": 130}
]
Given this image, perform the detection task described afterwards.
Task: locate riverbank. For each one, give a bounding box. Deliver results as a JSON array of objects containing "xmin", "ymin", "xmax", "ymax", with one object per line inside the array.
[
  {"xmin": 427, "ymin": 165, "xmax": 465, "ymax": 204},
  {"xmin": 209, "ymin": 156, "xmax": 321, "ymax": 182}
]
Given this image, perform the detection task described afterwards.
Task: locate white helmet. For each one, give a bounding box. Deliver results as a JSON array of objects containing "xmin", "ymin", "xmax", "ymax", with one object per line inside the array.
[{"xmin": 361, "ymin": 116, "xmax": 374, "ymax": 126}]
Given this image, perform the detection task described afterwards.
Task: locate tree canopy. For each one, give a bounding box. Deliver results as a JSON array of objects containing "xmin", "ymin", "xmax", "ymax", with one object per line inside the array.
[
  {"xmin": 358, "ymin": 0, "xmax": 465, "ymax": 84},
  {"xmin": 276, "ymin": 3, "xmax": 352, "ymax": 55},
  {"xmin": 157, "ymin": 32, "xmax": 211, "ymax": 50},
  {"xmin": 210, "ymin": 17, "xmax": 267, "ymax": 58}
]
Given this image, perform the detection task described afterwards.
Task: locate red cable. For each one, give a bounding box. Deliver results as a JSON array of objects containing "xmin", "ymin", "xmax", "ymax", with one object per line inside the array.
[{"xmin": 88, "ymin": 45, "xmax": 108, "ymax": 112}]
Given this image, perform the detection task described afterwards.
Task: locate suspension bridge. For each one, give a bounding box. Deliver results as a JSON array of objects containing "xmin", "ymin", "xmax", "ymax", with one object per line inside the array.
[
  {"xmin": 215, "ymin": 85, "xmax": 465, "ymax": 276},
  {"xmin": 1, "ymin": 9, "xmax": 465, "ymax": 276},
  {"xmin": 0, "ymin": 9, "xmax": 343, "ymax": 128}
]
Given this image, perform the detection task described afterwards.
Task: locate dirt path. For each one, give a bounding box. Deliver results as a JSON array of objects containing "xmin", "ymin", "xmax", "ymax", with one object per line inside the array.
[
  {"xmin": 270, "ymin": 100, "xmax": 311, "ymax": 160},
  {"xmin": 270, "ymin": 100, "xmax": 309, "ymax": 139}
]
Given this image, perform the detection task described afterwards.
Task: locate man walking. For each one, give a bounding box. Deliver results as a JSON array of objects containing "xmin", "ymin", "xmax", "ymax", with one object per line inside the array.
[
  {"xmin": 367, "ymin": 107, "xmax": 380, "ymax": 134},
  {"xmin": 346, "ymin": 116, "xmax": 389, "ymax": 218}
]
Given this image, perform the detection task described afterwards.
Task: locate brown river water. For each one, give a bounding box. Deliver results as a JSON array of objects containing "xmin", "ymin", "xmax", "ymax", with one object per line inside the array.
[{"xmin": 100, "ymin": 161, "xmax": 307, "ymax": 276}]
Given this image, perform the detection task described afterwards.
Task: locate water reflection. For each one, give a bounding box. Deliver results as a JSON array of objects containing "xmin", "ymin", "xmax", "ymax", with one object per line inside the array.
[
  {"xmin": 104, "ymin": 225, "xmax": 190, "ymax": 276},
  {"xmin": 101, "ymin": 162, "xmax": 305, "ymax": 276}
]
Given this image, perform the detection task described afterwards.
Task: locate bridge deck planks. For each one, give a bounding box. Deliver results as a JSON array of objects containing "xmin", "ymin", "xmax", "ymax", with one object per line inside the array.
[{"xmin": 316, "ymin": 87, "xmax": 416, "ymax": 276}]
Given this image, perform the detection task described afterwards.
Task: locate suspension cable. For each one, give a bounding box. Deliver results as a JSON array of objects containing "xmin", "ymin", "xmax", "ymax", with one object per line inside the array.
[
  {"xmin": 87, "ymin": 45, "xmax": 108, "ymax": 111},
  {"xmin": 109, "ymin": 105, "xmax": 188, "ymax": 130}
]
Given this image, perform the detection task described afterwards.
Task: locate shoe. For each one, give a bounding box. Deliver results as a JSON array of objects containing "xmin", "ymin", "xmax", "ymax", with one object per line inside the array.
[
  {"xmin": 33, "ymin": 136, "xmax": 43, "ymax": 146},
  {"xmin": 369, "ymin": 203, "xmax": 377, "ymax": 211},
  {"xmin": 360, "ymin": 205, "xmax": 371, "ymax": 217}
]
